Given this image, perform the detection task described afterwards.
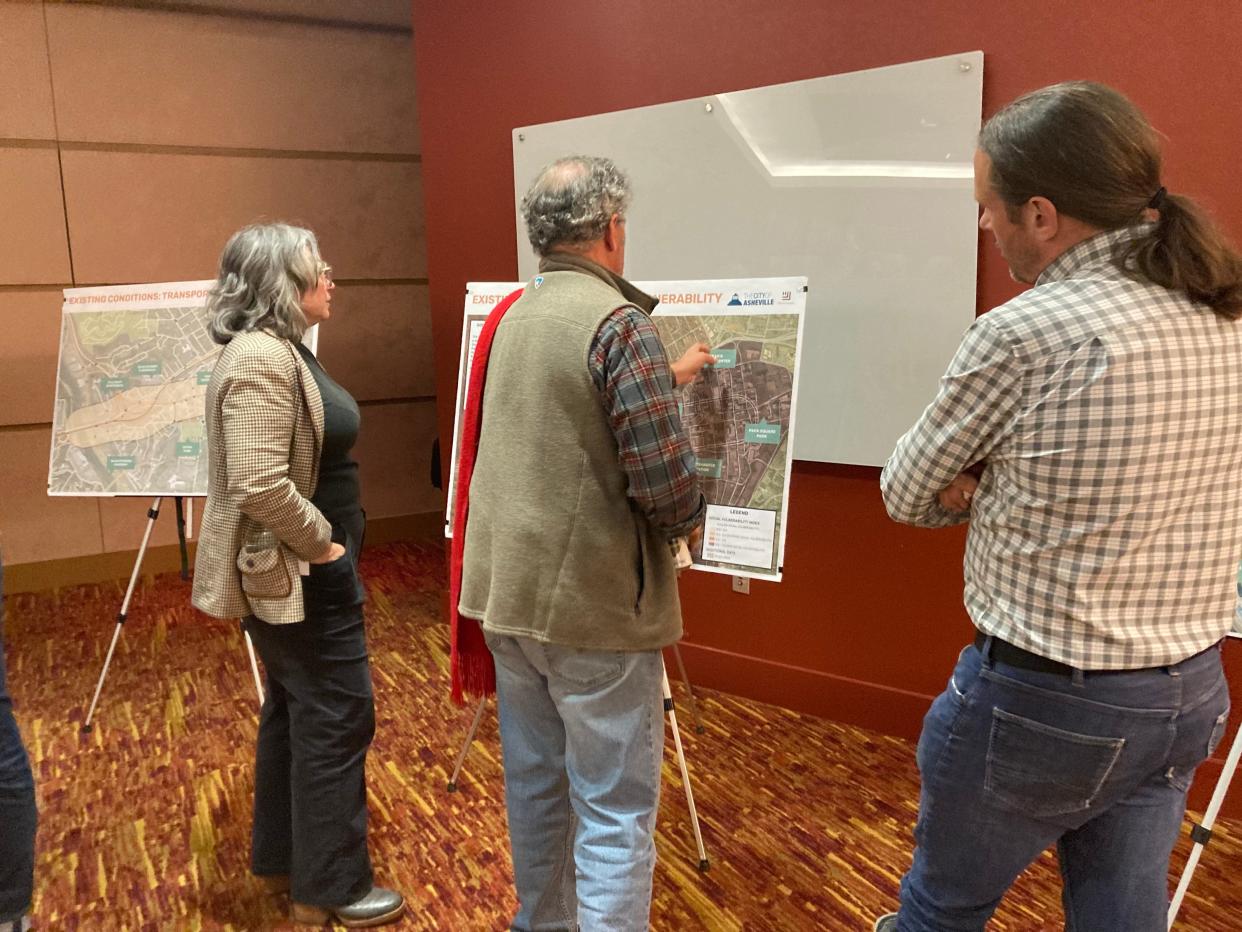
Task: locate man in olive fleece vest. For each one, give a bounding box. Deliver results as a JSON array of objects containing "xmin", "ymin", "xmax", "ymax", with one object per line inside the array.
[{"xmin": 460, "ymin": 156, "xmax": 714, "ymax": 931}]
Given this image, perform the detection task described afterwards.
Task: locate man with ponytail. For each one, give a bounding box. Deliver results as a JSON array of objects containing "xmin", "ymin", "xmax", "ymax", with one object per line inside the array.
[{"xmin": 876, "ymin": 82, "xmax": 1242, "ymax": 931}]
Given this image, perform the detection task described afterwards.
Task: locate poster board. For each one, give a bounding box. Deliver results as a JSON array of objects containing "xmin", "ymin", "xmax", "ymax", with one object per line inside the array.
[
  {"xmin": 49, "ymin": 281, "xmax": 218, "ymax": 497},
  {"xmin": 443, "ymin": 282, "xmax": 522, "ymax": 537},
  {"xmin": 444, "ymin": 277, "xmax": 805, "ymax": 582}
]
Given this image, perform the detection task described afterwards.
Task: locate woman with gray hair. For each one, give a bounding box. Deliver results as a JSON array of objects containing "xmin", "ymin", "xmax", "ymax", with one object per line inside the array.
[{"xmin": 192, "ymin": 223, "xmax": 403, "ymax": 926}]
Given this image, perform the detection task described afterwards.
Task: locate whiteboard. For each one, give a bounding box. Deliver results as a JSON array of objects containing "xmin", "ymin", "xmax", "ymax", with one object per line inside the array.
[{"xmin": 513, "ymin": 52, "xmax": 983, "ymax": 466}]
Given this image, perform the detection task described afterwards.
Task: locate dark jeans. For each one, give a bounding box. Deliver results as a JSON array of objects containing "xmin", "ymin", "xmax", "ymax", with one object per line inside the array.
[
  {"xmin": 896, "ymin": 637, "xmax": 1230, "ymax": 932},
  {"xmin": 0, "ymin": 559, "xmax": 37, "ymax": 922},
  {"xmin": 242, "ymin": 515, "xmax": 374, "ymax": 907}
]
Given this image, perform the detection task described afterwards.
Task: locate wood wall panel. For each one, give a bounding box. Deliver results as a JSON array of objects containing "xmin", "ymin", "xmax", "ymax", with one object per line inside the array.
[
  {"xmin": 0, "ymin": 2, "xmax": 57, "ymax": 140},
  {"xmin": 316, "ymin": 284, "xmax": 433, "ymax": 402},
  {"xmin": 352, "ymin": 401, "xmax": 442, "ymax": 520},
  {"xmin": 0, "ymin": 426, "xmax": 102, "ymax": 563},
  {"xmin": 0, "ymin": 289, "xmax": 63, "ymax": 426},
  {"xmin": 97, "ymin": 494, "xmax": 188, "ymax": 553},
  {"xmin": 0, "ymin": 146, "xmax": 72, "ymax": 284},
  {"xmin": 1, "ymin": 2, "xmax": 436, "ymax": 577},
  {"xmin": 172, "ymin": 0, "xmax": 410, "ymax": 28},
  {"xmin": 60, "ymin": 150, "xmax": 426, "ymax": 284},
  {"xmin": 45, "ymin": 5, "xmax": 419, "ymax": 154}
]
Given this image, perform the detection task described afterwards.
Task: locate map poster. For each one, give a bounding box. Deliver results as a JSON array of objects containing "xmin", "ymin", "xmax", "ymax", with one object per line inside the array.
[
  {"xmin": 445, "ymin": 276, "xmax": 805, "ymax": 584},
  {"xmin": 444, "ymin": 282, "xmax": 523, "ymax": 537},
  {"xmin": 650, "ymin": 277, "xmax": 806, "ymax": 582},
  {"xmin": 49, "ymin": 281, "xmax": 219, "ymax": 497}
]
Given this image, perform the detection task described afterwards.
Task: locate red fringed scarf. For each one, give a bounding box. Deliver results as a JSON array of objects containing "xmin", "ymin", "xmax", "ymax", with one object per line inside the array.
[{"xmin": 449, "ymin": 287, "xmax": 524, "ymax": 704}]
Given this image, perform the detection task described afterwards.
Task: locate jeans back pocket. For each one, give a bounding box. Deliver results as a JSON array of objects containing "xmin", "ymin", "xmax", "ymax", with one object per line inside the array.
[{"xmin": 985, "ymin": 707, "xmax": 1125, "ymax": 819}]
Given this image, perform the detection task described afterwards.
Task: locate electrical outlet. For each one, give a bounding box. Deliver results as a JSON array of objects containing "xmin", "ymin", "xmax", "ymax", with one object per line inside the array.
[{"xmin": 731, "ymin": 575, "xmax": 750, "ymax": 595}]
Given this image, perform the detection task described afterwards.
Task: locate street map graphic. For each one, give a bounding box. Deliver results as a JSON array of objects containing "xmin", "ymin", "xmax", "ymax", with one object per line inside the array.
[
  {"xmin": 651, "ymin": 278, "xmax": 805, "ymax": 579},
  {"xmin": 49, "ymin": 282, "xmax": 219, "ymax": 497},
  {"xmin": 446, "ymin": 278, "xmax": 805, "ymax": 581}
]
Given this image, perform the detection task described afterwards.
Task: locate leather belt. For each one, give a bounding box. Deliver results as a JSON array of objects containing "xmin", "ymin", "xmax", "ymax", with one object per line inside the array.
[{"xmin": 974, "ymin": 630, "xmax": 1075, "ymax": 676}]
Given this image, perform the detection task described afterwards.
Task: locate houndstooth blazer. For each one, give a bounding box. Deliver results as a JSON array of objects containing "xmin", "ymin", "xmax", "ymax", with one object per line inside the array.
[{"xmin": 191, "ymin": 330, "xmax": 331, "ymax": 624}]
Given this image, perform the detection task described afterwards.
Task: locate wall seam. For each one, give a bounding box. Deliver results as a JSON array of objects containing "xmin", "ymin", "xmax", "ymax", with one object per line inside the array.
[{"xmin": 54, "ymin": 0, "xmax": 411, "ymax": 36}]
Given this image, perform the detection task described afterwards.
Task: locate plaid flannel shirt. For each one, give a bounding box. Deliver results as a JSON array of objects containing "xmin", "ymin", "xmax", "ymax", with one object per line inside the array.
[
  {"xmin": 882, "ymin": 225, "xmax": 1242, "ymax": 669},
  {"xmin": 589, "ymin": 307, "xmax": 704, "ymax": 538}
]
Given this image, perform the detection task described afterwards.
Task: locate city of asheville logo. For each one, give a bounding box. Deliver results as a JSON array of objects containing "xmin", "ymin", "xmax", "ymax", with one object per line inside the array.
[{"xmin": 728, "ymin": 290, "xmax": 775, "ymax": 307}]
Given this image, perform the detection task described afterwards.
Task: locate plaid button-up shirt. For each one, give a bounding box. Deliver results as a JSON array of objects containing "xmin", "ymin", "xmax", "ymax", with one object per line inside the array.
[
  {"xmin": 590, "ymin": 307, "xmax": 704, "ymax": 539},
  {"xmin": 882, "ymin": 225, "xmax": 1242, "ymax": 669}
]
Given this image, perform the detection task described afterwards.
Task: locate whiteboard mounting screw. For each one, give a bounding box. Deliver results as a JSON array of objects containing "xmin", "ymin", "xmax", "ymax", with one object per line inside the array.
[
  {"xmin": 959, "ymin": 61, "xmax": 972, "ymax": 72},
  {"xmin": 518, "ymin": 133, "xmax": 525, "ymax": 142},
  {"xmin": 704, "ymin": 102, "xmax": 713, "ymax": 113}
]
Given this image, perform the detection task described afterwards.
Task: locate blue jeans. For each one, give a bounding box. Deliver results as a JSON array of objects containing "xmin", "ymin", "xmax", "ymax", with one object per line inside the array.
[
  {"xmin": 897, "ymin": 638, "xmax": 1230, "ymax": 932},
  {"xmin": 485, "ymin": 633, "xmax": 664, "ymax": 932},
  {"xmin": 0, "ymin": 559, "xmax": 37, "ymax": 923}
]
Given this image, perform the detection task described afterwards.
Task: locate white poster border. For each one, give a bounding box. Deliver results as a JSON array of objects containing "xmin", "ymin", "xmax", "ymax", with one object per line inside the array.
[
  {"xmin": 444, "ymin": 282, "xmax": 523, "ymax": 537},
  {"xmin": 49, "ymin": 281, "xmax": 217, "ymax": 499},
  {"xmin": 446, "ymin": 277, "xmax": 805, "ymax": 585}
]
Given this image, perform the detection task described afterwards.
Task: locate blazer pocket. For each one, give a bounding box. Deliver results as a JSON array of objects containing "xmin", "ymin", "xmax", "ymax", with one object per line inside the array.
[{"xmin": 237, "ymin": 543, "xmax": 293, "ymax": 600}]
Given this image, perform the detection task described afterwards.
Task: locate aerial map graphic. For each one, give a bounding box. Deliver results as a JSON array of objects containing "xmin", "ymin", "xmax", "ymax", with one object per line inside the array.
[
  {"xmin": 653, "ymin": 302, "xmax": 802, "ymax": 578},
  {"xmin": 657, "ymin": 315, "xmax": 797, "ymax": 512},
  {"xmin": 50, "ymin": 284, "xmax": 220, "ymax": 497},
  {"xmin": 445, "ymin": 278, "xmax": 805, "ymax": 580}
]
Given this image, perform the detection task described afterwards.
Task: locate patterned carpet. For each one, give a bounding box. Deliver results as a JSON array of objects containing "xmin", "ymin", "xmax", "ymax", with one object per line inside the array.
[{"xmin": 3, "ymin": 540, "xmax": 1239, "ymax": 930}]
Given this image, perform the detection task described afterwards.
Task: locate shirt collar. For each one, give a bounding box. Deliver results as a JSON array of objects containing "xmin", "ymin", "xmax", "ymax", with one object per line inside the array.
[
  {"xmin": 1035, "ymin": 222, "xmax": 1154, "ymax": 286},
  {"xmin": 537, "ymin": 252, "xmax": 659, "ymax": 315}
]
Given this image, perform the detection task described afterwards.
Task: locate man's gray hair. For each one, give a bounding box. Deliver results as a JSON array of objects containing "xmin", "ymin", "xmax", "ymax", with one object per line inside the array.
[
  {"xmin": 520, "ymin": 156, "xmax": 632, "ymax": 257},
  {"xmin": 207, "ymin": 222, "xmax": 321, "ymax": 344}
]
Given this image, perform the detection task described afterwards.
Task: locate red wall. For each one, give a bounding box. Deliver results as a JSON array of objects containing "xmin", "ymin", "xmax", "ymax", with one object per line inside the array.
[{"xmin": 412, "ymin": 1, "xmax": 1242, "ymax": 814}]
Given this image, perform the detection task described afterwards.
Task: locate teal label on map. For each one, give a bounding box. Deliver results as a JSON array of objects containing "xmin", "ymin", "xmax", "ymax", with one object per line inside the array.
[
  {"xmin": 695, "ymin": 458, "xmax": 723, "ymax": 479},
  {"xmin": 710, "ymin": 348, "xmax": 737, "ymax": 369},
  {"xmin": 196, "ymin": 370, "xmax": 212, "ymax": 385},
  {"xmin": 176, "ymin": 442, "xmax": 201, "ymax": 458},
  {"xmin": 744, "ymin": 420, "xmax": 781, "ymax": 444},
  {"xmin": 133, "ymin": 361, "xmax": 162, "ymax": 376},
  {"xmin": 107, "ymin": 455, "xmax": 136, "ymax": 471},
  {"xmin": 100, "ymin": 377, "xmax": 128, "ymax": 393}
]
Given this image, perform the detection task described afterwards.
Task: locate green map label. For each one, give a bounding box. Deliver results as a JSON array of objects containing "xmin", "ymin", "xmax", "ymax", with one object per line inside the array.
[
  {"xmin": 695, "ymin": 458, "xmax": 723, "ymax": 479},
  {"xmin": 710, "ymin": 348, "xmax": 737, "ymax": 369},
  {"xmin": 133, "ymin": 361, "xmax": 162, "ymax": 376},
  {"xmin": 107, "ymin": 455, "xmax": 136, "ymax": 471},
  {"xmin": 196, "ymin": 370, "xmax": 212, "ymax": 385},
  {"xmin": 744, "ymin": 420, "xmax": 781, "ymax": 444},
  {"xmin": 100, "ymin": 377, "xmax": 129, "ymax": 393},
  {"xmin": 176, "ymin": 442, "xmax": 201, "ymax": 457}
]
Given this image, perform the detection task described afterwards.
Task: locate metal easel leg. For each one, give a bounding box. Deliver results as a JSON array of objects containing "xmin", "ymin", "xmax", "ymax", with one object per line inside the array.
[
  {"xmin": 244, "ymin": 628, "xmax": 265, "ymax": 706},
  {"xmin": 81, "ymin": 497, "xmax": 163, "ymax": 733},
  {"xmin": 663, "ymin": 662, "xmax": 709, "ymax": 871},
  {"xmin": 447, "ymin": 697, "xmax": 488, "ymax": 792},
  {"xmin": 1168, "ymin": 717, "xmax": 1242, "ymax": 928}
]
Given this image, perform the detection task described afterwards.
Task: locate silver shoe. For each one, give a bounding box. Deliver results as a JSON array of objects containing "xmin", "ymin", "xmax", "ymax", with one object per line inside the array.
[{"xmin": 292, "ymin": 886, "xmax": 405, "ymax": 927}]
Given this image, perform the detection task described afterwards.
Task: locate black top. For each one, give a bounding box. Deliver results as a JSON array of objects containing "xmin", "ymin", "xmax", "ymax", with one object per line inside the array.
[{"xmin": 295, "ymin": 343, "xmax": 361, "ymax": 527}]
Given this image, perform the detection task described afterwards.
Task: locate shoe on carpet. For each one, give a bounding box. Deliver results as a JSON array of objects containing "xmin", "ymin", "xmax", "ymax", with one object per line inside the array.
[
  {"xmin": 292, "ymin": 886, "xmax": 405, "ymax": 928},
  {"xmin": 873, "ymin": 912, "xmax": 898, "ymax": 932}
]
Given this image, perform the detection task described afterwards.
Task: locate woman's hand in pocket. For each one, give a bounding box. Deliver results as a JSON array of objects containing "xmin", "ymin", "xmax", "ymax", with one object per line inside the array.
[{"xmin": 310, "ymin": 541, "xmax": 346, "ymax": 564}]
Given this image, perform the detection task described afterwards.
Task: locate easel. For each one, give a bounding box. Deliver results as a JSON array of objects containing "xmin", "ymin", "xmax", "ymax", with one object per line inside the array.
[
  {"xmin": 1168, "ymin": 633, "xmax": 1242, "ymax": 928},
  {"xmin": 446, "ymin": 644, "xmax": 710, "ymax": 871},
  {"xmin": 81, "ymin": 496, "xmax": 265, "ymax": 732}
]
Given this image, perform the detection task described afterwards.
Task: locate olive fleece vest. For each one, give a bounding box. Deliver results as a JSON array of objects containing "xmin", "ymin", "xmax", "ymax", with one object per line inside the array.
[{"xmin": 458, "ymin": 259, "xmax": 683, "ymax": 651}]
